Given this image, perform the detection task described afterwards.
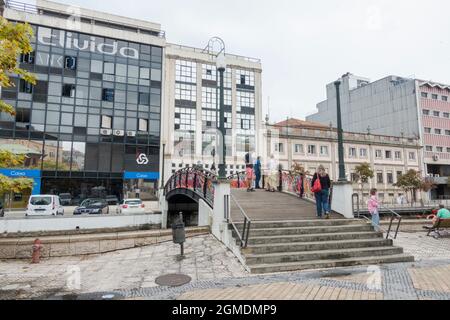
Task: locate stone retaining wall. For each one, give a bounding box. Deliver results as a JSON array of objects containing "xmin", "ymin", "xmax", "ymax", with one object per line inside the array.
[{"xmin": 0, "ymin": 227, "xmax": 209, "ymax": 260}]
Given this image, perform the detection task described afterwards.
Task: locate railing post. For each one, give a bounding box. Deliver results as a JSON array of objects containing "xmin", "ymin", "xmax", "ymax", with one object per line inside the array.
[
  {"xmin": 237, "ymin": 173, "xmax": 240, "ymax": 189},
  {"xmin": 193, "ymin": 173, "xmax": 197, "ymax": 193},
  {"xmin": 241, "ymin": 218, "xmax": 247, "ymax": 247},
  {"xmin": 278, "ymin": 170, "xmax": 282, "ymax": 192},
  {"xmin": 203, "ymin": 176, "xmax": 208, "ymax": 199}
]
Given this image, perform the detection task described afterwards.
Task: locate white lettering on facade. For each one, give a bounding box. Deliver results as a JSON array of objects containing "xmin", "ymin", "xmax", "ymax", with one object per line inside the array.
[{"xmin": 38, "ymin": 31, "xmax": 139, "ymax": 59}]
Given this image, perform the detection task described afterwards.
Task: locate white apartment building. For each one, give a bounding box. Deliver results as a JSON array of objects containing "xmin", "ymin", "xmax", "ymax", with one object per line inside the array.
[
  {"xmin": 162, "ymin": 45, "xmax": 263, "ymax": 180},
  {"xmin": 264, "ymin": 119, "xmax": 423, "ymax": 203}
]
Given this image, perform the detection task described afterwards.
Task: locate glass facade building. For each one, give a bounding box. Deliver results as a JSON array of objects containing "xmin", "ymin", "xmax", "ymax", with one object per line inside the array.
[{"xmin": 0, "ymin": 23, "xmax": 163, "ymax": 202}]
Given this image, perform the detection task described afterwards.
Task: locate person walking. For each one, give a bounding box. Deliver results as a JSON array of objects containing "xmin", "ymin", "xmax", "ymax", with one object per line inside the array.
[
  {"xmin": 311, "ymin": 165, "xmax": 331, "ymax": 219},
  {"xmin": 245, "ymin": 152, "xmax": 255, "ymax": 192},
  {"xmin": 254, "ymin": 156, "xmax": 262, "ymax": 189},
  {"xmin": 368, "ymin": 188, "xmax": 381, "ymax": 231}
]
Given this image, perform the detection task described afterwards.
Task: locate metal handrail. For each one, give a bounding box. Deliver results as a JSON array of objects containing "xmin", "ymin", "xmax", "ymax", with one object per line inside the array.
[{"xmin": 227, "ymin": 193, "xmax": 252, "ymax": 248}]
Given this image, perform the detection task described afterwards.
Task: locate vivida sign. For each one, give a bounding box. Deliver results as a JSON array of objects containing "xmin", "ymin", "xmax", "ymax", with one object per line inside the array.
[{"xmin": 38, "ymin": 30, "xmax": 139, "ymax": 59}]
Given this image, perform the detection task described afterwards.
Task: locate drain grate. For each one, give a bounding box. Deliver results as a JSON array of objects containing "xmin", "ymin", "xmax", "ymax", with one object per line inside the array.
[
  {"xmin": 320, "ymin": 272, "xmax": 353, "ymax": 278},
  {"xmin": 155, "ymin": 274, "xmax": 192, "ymax": 287}
]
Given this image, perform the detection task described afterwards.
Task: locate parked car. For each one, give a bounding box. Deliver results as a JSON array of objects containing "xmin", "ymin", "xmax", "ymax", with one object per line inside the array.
[
  {"xmin": 26, "ymin": 195, "xmax": 64, "ymax": 217},
  {"xmin": 118, "ymin": 199, "xmax": 146, "ymax": 215},
  {"xmin": 0, "ymin": 201, "xmax": 4, "ymax": 217},
  {"xmin": 73, "ymin": 198, "xmax": 109, "ymax": 215},
  {"xmin": 59, "ymin": 193, "xmax": 72, "ymax": 206},
  {"xmin": 106, "ymin": 195, "xmax": 119, "ymax": 205}
]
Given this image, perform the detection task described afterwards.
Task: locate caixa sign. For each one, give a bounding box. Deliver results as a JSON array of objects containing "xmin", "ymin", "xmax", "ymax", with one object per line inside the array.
[
  {"xmin": 124, "ymin": 172, "xmax": 159, "ymax": 180},
  {"xmin": 0, "ymin": 169, "xmax": 41, "ymax": 178},
  {"xmin": 38, "ymin": 31, "xmax": 139, "ymax": 59}
]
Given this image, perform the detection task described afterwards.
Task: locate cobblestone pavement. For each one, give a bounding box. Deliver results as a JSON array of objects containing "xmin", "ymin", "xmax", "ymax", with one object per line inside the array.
[
  {"xmin": 0, "ymin": 235, "xmax": 247, "ymax": 299},
  {"xmin": 2, "ymin": 232, "xmax": 450, "ymax": 300}
]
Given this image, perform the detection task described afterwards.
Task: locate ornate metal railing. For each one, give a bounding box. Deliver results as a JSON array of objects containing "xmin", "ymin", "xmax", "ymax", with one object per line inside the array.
[
  {"xmin": 227, "ymin": 171, "xmax": 249, "ymax": 189},
  {"xmin": 164, "ymin": 168, "xmax": 217, "ymax": 208},
  {"xmin": 279, "ymin": 170, "xmax": 333, "ymax": 205}
]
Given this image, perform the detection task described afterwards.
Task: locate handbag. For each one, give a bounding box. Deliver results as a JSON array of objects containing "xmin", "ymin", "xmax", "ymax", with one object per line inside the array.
[{"xmin": 311, "ymin": 175, "xmax": 322, "ymax": 193}]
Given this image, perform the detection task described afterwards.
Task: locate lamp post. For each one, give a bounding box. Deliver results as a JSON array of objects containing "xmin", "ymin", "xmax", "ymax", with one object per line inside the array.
[
  {"xmin": 216, "ymin": 52, "xmax": 227, "ymax": 179},
  {"xmin": 334, "ymin": 80, "xmax": 347, "ymax": 182}
]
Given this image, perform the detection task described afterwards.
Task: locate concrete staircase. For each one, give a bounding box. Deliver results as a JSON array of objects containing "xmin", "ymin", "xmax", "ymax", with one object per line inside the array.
[{"xmin": 232, "ymin": 219, "xmax": 414, "ymax": 274}]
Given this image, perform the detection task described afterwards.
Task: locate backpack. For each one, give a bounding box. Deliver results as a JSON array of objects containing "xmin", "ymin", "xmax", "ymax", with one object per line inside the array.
[{"xmin": 311, "ymin": 175, "xmax": 322, "ymax": 193}]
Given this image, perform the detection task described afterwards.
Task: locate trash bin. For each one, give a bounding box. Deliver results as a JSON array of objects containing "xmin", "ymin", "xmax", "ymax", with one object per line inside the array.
[{"xmin": 171, "ymin": 213, "xmax": 185, "ymax": 244}]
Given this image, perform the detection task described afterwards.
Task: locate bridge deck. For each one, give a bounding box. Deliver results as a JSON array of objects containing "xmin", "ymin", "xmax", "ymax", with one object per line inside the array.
[{"xmin": 230, "ymin": 189, "xmax": 342, "ymax": 221}]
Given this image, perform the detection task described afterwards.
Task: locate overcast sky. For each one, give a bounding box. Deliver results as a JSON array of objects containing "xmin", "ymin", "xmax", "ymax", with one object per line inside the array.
[{"xmin": 32, "ymin": 0, "xmax": 450, "ymax": 122}]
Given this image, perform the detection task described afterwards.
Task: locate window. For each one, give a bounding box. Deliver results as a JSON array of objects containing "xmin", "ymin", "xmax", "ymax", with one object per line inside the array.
[
  {"xmin": 62, "ymin": 84, "xmax": 76, "ymax": 98},
  {"xmin": 385, "ymin": 150, "xmax": 392, "ymax": 159},
  {"xmin": 15, "ymin": 108, "xmax": 30, "ymax": 123},
  {"xmin": 375, "ymin": 150, "xmax": 382, "ymax": 159},
  {"xmin": 64, "ymin": 56, "xmax": 77, "ymax": 70},
  {"xmin": 395, "ymin": 151, "xmax": 402, "ymax": 160},
  {"xmin": 175, "ymin": 83, "xmax": 196, "ymax": 101},
  {"xmin": 102, "ymin": 89, "xmax": 114, "ymax": 102},
  {"xmin": 294, "ymin": 144, "xmax": 304, "ymax": 154},
  {"xmin": 138, "ymin": 119, "xmax": 148, "ymax": 132},
  {"xmin": 101, "ymin": 115, "xmax": 112, "ymax": 129},
  {"xmin": 421, "ymin": 92, "xmax": 428, "ymax": 98},
  {"xmin": 443, "ymin": 96, "xmax": 448, "ymax": 102},
  {"xmin": 425, "ymin": 127, "xmax": 431, "ymax": 133},
  {"xmin": 176, "ymin": 60, "xmax": 197, "ymax": 83},
  {"xmin": 19, "ymin": 79, "xmax": 33, "ymax": 93},
  {"xmin": 433, "ymin": 111, "xmax": 440, "ymax": 117},
  {"xmin": 138, "ymin": 92, "xmax": 150, "ymax": 105},
  {"xmin": 377, "ymin": 172, "xmax": 384, "ymax": 184},
  {"xmin": 20, "ymin": 51, "xmax": 35, "ymax": 64},
  {"xmin": 409, "ymin": 152, "xmax": 416, "ymax": 160},
  {"xmin": 423, "ymin": 109, "xmax": 430, "ymax": 115},
  {"xmin": 91, "ymin": 60, "xmax": 103, "ymax": 73},
  {"xmin": 447, "ymin": 148, "xmax": 450, "ymax": 153},
  {"xmin": 104, "ymin": 62, "xmax": 115, "ymax": 75},
  {"xmin": 360, "ymin": 148, "xmax": 368, "ymax": 158},
  {"xmin": 387, "ymin": 172, "xmax": 394, "ymax": 184},
  {"xmin": 397, "ymin": 171, "xmax": 403, "ymax": 180},
  {"xmin": 432, "ymin": 94, "xmax": 438, "ymax": 100},
  {"xmin": 320, "ymin": 146, "xmax": 329, "ymax": 156},
  {"xmin": 348, "ymin": 147, "xmax": 357, "ymax": 158},
  {"xmin": 308, "ymin": 145, "xmax": 316, "ymax": 155},
  {"xmin": 446, "ymin": 130, "xmax": 450, "ymax": 136},
  {"xmin": 426, "ymin": 146, "xmax": 433, "ymax": 152},
  {"xmin": 241, "ymin": 119, "xmax": 251, "ymax": 130},
  {"xmin": 437, "ymin": 147, "xmax": 443, "ymax": 153},
  {"xmin": 275, "ymin": 143, "xmax": 284, "ymax": 153},
  {"xmin": 435, "ymin": 129, "xmax": 442, "ymax": 135},
  {"xmin": 444, "ymin": 113, "xmax": 450, "ymax": 118},
  {"xmin": 350, "ymin": 173, "xmax": 358, "ymax": 183}
]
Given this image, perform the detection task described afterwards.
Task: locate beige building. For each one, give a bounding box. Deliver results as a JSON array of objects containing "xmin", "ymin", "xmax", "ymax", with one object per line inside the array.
[{"xmin": 263, "ymin": 118, "xmax": 423, "ymax": 203}]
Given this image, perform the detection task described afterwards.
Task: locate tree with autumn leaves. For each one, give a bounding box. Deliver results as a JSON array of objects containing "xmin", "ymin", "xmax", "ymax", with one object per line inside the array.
[{"xmin": 0, "ymin": 17, "xmax": 36, "ymax": 200}]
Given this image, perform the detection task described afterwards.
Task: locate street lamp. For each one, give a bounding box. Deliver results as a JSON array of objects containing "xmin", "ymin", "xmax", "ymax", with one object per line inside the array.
[
  {"xmin": 334, "ymin": 80, "xmax": 347, "ymax": 182},
  {"xmin": 216, "ymin": 52, "xmax": 227, "ymax": 179}
]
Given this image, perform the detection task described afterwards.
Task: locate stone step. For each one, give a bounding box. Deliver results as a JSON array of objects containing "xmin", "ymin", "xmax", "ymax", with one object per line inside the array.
[
  {"xmin": 243, "ymin": 238, "xmax": 393, "ymax": 254},
  {"xmin": 234, "ymin": 219, "xmax": 365, "ymax": 229},
  {"xmin": 248, "ymin": 253, "xmax": 415, "ymax": 274},
  {"xmin": 244, "ymin": 246, "xmax": 404, "ymax": 265},
  {"xmin": 246, "ymin": 224, "xmax": 375, "ymax": 237},
  {"xmin": 246, "ymin": 231, "xmax": 383, "ymax": 245}
]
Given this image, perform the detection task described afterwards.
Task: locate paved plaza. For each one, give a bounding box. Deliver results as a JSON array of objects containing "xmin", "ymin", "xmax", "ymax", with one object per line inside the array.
[{"xmin": 1, "ymin": 232, "xmax": 450, "ymax": 300}]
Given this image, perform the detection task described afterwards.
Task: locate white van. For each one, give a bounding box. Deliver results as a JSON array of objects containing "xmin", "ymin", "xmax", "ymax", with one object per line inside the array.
[{"xmin": 26, "ymin": 195, "xmax": 64, "ymax": 217}]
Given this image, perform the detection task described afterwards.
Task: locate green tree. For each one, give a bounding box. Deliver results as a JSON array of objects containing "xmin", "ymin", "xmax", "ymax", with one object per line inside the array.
[
  {"xmin": 0, "ymin": 17, "xmax": 36, "ymax": 206},
  {"xmin": 354, "ymin": 163, "xmax": 374, "ymax": 198},
  {"xmin": 0, "ymin": 17, "xmax": 36, "ymax": 115},
  {"xmin": 394, "ymin": 169, "xmax": 425, "ymax": 206}
]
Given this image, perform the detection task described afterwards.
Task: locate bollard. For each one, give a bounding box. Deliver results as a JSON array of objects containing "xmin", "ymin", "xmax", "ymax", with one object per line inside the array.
[
  {"xmin": 31, "ymin": 239, "xmax": 42, "ymax": 264},
  {"xmin": 171, "ymin": 212, "xmax": 186, "ymax": 260}
]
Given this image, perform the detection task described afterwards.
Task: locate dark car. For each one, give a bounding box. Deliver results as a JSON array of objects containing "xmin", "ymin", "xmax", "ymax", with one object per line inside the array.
[
  {"xmin": 73, "ymin": 198, "xmax": 109, "ymax": 215},
  {"xmin": 59, "ymin": 193, "xmax": 72, "ymax": 206},
  {"xmin": 105, "ymin": 195, "xmax": 119, "ymax": 205},
  {"xmin": 0, "ymin": 201, "xmax": 4, "ymax": 217}
]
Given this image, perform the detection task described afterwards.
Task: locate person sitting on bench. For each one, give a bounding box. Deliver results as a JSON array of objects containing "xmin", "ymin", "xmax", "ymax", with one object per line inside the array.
[{"xmin": 433, "ymin": 204, "xmax": 450, "ymax": 224}]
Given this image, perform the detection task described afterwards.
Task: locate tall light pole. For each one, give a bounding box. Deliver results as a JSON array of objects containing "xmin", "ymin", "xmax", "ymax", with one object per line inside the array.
[
  {"xmin": 335, "ymin": 80, "xmax": 347, "ymax": 182},
  {"xmin": 217, "ymin": 52, "xmax": 227, "ymax": 179}
]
